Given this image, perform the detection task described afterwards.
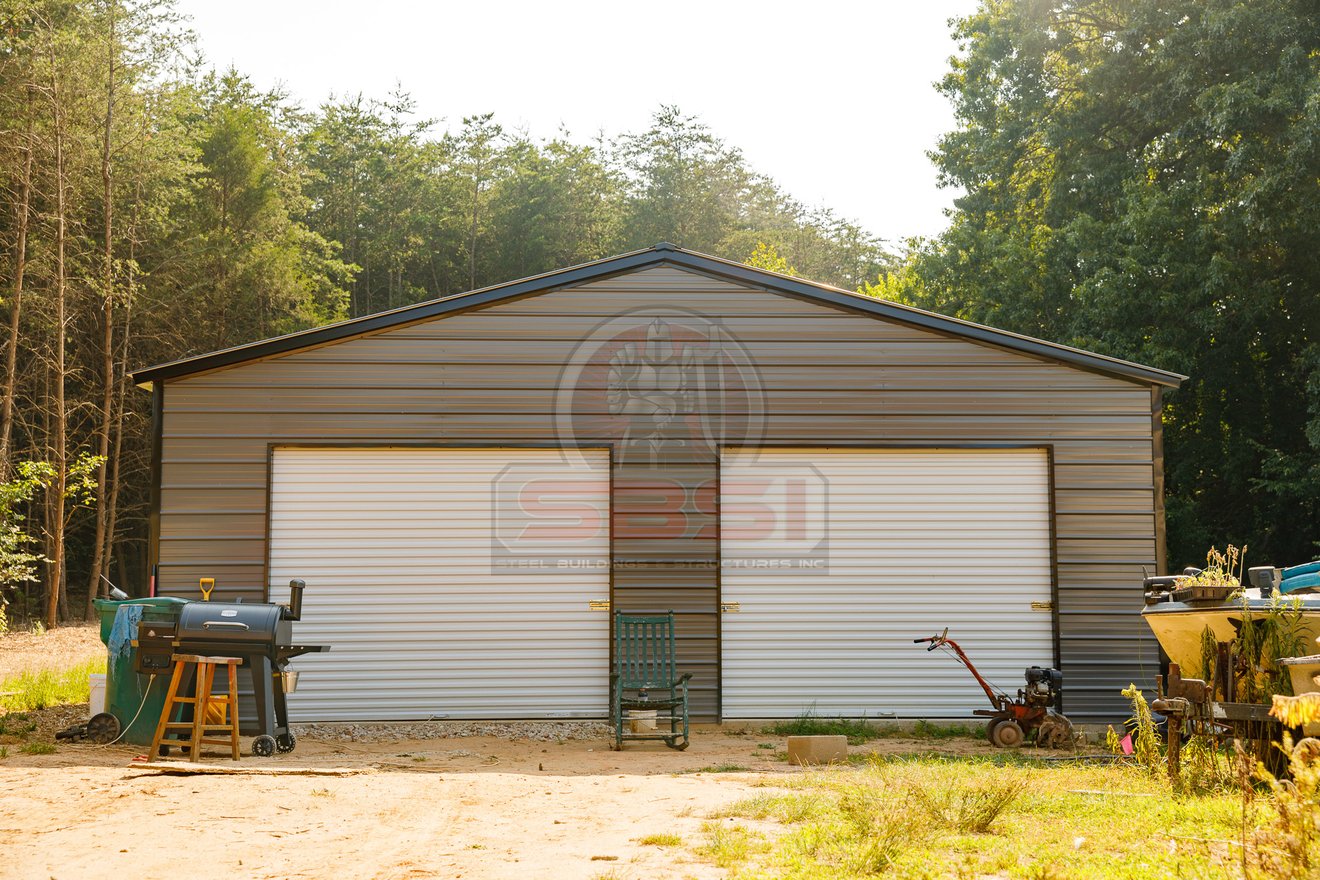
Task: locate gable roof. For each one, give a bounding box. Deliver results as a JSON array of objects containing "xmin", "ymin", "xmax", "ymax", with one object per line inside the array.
[{"xmin": 131, "ymin": 243, "xmax": 1185, "ymax": 388}]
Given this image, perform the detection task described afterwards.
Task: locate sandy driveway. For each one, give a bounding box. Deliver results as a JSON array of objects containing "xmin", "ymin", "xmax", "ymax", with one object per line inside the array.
[
  {"xmin": 0, "ymin": 729, "xmax": 792, "ymax": 880},
  {"xmin": 0, "ymin": 727, "xmax": 1007, "ymax": 880}
]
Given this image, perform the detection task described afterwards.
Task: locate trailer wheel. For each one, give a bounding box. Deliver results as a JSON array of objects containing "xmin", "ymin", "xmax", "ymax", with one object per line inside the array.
[
  {"xmin": 252, "ymin": 735, "xmax": 276, "ymax": 757},
  {"xmin": 990, "ymin": 719, "xmax": 1024, "ymax": 748}
]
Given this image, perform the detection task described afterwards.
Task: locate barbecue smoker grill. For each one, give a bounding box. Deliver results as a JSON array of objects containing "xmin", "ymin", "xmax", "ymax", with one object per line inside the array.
[{"xmin": 147, "ymin": 579, "xmax": 329, "ymax": 757}]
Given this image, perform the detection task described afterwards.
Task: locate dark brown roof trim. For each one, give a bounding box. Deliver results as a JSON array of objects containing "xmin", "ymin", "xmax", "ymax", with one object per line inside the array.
[{"xmin": 131, "ymin": 243, "xmax": 1185, "ymax": 388}]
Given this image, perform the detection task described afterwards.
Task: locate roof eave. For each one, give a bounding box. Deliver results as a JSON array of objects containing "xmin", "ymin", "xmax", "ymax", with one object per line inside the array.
[
  {"xmin": 130, "ymin": 243, "xmax": 1185, "ymax": 389},
  {"xmin": 658, "ymin": 250, "xmax": 1186, "ymax": 388},
  {"xmin": 130, "ymin": 246, "xmax": 670, "ymax": 386}
]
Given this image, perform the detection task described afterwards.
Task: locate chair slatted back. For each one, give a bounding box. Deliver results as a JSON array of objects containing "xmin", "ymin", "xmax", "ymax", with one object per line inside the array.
[{"xmin": 614, "ymin": 612, "xmax": 677, "ymax": 690}]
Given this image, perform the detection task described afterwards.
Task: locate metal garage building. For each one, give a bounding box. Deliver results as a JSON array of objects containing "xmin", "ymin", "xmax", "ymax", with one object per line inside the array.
[{"xmin": 132, "ymin": 244, "xmax": 1184, "ymax": 723}]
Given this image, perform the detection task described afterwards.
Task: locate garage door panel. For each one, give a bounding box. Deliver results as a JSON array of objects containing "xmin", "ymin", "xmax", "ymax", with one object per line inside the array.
[
  {"xmin": 268, "ymin": 447, "xmax": 610, "ymax": 721},
  {"xmin": 720, "ymin": 447, "xmax": 1054, "ymax": 719}
]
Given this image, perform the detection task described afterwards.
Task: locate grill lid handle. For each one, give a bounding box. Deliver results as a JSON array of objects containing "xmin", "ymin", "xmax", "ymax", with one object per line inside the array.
[{"xmin": 201, "ymin": 621, "xmax": 249, "ymax": 630}]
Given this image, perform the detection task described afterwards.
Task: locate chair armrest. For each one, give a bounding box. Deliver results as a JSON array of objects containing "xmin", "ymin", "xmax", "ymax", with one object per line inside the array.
[{"xmin": 676, "ymin": 672, "xmax": 693, "ymax": 685}]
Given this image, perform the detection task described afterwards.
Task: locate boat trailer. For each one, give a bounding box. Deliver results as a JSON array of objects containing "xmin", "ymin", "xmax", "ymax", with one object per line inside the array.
[
  {"xmin": 915, "ymin": 628, "xmax": 1074, "ymax": 748},
  {"xmin": 1142, "ymin": 567, "xmax": 1304, "ymax": 781}
]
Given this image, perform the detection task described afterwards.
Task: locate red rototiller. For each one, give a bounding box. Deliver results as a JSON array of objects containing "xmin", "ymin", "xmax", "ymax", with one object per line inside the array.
[{"xmin": 914, "ymin": 628, "xmax": 1074, "ymax": 749}]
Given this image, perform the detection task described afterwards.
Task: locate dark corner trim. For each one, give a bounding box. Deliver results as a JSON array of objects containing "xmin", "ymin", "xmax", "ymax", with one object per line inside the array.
[{"xmin": 147, "ymin": 382, "xmax": 163, "ymax": 587}]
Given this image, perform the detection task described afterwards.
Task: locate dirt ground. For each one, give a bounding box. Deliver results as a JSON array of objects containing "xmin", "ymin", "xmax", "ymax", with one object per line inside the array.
[
  {"xmin": 0, "ymin": 724, "xmax": 1008, "ymax": 880},
  {"xmin": 0, "ymin": 622, "xmax": 103, "ymax": 681}
]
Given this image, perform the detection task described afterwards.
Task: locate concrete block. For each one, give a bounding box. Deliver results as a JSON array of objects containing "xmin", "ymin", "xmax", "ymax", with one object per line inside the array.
[{"xmin": 786, "ymin": 735, "xmax": 848, "ymax": 765}]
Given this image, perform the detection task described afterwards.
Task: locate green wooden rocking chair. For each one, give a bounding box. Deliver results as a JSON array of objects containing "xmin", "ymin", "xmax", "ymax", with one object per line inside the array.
[{"xmin": 610, "ymin": 611, "xmax": 691, "ymax": 751}]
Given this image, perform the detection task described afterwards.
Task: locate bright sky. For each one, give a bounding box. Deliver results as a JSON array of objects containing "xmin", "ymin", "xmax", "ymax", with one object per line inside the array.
[{"xmin": 175, "ymin": 0, "xmax": 980, "ymax": 246}]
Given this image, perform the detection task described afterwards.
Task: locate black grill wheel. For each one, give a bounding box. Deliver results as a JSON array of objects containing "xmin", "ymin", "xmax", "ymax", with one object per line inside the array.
[
  {"xmin": 86, "ymin": 712, "xmax": 120, "ymax": 744},
  {"xmin": 252, "ymin": 735, "xmax": 276, "ymax": 757},
  {"xmin": 276, "ymin": 733, "xmax": 296, "ymax": 754}
]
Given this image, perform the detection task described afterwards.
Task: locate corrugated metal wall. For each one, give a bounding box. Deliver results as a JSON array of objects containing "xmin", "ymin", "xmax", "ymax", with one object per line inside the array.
[{"xmin": 157, "ymin": 264, "xmax": 1161, "ymax": 720}]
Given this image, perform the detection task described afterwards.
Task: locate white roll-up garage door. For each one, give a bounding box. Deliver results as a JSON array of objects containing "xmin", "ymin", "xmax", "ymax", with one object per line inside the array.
[
  {"xmin": 720, "ymin": 447, "xmax": 1054, "ymax": 718},
  {"xmin": 268, "ymin": 447, "xmax": 611, "ymax": 721}
]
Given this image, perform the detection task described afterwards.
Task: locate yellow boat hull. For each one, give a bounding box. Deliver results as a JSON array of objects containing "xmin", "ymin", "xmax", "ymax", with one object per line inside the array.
[{"xmin": 1141, "ymin": 592, "xmax": 1320, "ymax": 677}]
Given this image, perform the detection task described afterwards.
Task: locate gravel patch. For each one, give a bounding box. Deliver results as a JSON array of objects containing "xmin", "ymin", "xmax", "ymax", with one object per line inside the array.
[
  {"xmin": 292, "ymin": 721, "xmax": 611, "ymax": 743},
  {"xmin": 0, "ymin": 702, "xmax": 89, "ymax": 746}
]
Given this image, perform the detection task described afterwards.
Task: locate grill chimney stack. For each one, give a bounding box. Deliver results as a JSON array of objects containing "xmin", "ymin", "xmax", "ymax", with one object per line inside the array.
[{"xmin": 284, "ymin": 578, "xmax": 305, "ymax": 621}]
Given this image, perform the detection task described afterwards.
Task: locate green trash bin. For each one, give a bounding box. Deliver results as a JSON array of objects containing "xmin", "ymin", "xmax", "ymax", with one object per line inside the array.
[{"xmin": 93, "ymin": 597, "xmax": 190, "ymax": 746}]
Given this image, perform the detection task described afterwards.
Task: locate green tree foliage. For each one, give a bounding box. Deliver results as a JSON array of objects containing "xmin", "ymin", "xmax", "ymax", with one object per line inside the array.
[
  {"xmin": 744, "ymin": 242, "xmax": 796, "ymax": 276},
  {"xmin": 0, "ymin": 461, "xmax": 53, "ymax": 590},
  {"xmin": 0, "ymin": 453, "xmax": 100, "ymax": 619},
  {"xmin": 615, "ymin": 106, "xmax": 893, "ymax": 288},
  {"xmin": 615, "ymin": 105, "xmax": 750, "ymax": 252},
  {"xmin": 488, "ymin": 134, "xmax": 622, "ymax": 278},
  {"xmin": 890, "ymin": 0, "xmax": 1320, "ymax": 567},
  {"xmin": 158, "ymin": 71, "xmax": 351, "ymax": 347}
]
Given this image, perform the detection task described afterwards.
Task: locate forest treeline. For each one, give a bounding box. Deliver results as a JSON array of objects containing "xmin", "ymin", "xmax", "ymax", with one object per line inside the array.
[
  {"xmin": 881, "ymin": 0, "xmax": 1320, "ymax": 571},
  {"xmin": 4, "ymin": 0, "xmax": 1319, "ymax": 628},
  {"xmin": 0, "ymin": 0, "xmax": 890, "ymax": 626}
]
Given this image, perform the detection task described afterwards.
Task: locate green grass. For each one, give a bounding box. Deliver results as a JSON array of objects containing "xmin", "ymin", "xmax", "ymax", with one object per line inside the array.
[
  {"xmin": 693, "ymin": 755, "xmax": 1255, "ymax": 879},
  {"xmin": 763, "ymin": 713, "xmax": 886, "ymax": 744},
  {"xmin": 0, "ymin": 656, "xmax": 106, "ymax": 713},
  {"xmin": 698, "ymin": 821, "xmax": 765, "ymax": 868},
  {"xmin": 689, "ymin": 763, "xmax": 750, "ymax": 774},
  {"xmin": 636, "ymin": 833, "xmax": 684, "ymax": 847},
  {"xmin": 762, "ymin": 711, "xmax": 982, "ymax": 745},
  {"xmin": 900, "ymin": 719, "xmax": 983, "ymax": 740},
  {"xmin": 0, "ymin": 714, "xmax": 37, "ymax": 738},
  {"xmin": 18, "ymin": 741, "xmax": 55, "ymax": 755}
]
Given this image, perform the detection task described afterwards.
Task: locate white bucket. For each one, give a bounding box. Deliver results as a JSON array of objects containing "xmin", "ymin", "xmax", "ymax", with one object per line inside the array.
[
  {"xmin": 88, "ymin": 673, "xmax": 107, "ymax": 718},
  {"xmin": 627, "ymin": 709, "xmax": 658, "ymax": 733}
]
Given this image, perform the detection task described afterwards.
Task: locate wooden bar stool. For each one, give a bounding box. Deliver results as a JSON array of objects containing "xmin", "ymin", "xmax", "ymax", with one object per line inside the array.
[{"xmin": 150, "ymin": 654, "xmax": 242, "ymax": 761}]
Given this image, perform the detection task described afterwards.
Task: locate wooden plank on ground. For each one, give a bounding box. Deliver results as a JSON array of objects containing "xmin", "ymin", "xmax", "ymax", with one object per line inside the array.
[{"xmin": 127, "ymin": 760, "xmax": 363, "ymax": 777}]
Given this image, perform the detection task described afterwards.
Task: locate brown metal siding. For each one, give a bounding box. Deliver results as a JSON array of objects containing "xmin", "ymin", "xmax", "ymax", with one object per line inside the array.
[{"xmin": 158, "ymin": 265, "xmax": 1161, "ymax": 720}]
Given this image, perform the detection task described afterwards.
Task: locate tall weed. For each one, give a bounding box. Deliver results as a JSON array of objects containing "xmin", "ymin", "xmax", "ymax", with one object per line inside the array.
[
  {"xmin": 1107, "ymin": 684, "xmax": 1163, "ymax": 774},
  {"xmin": 906, "ymin": 774, "xmax": 1026, "ymax": 833}
]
